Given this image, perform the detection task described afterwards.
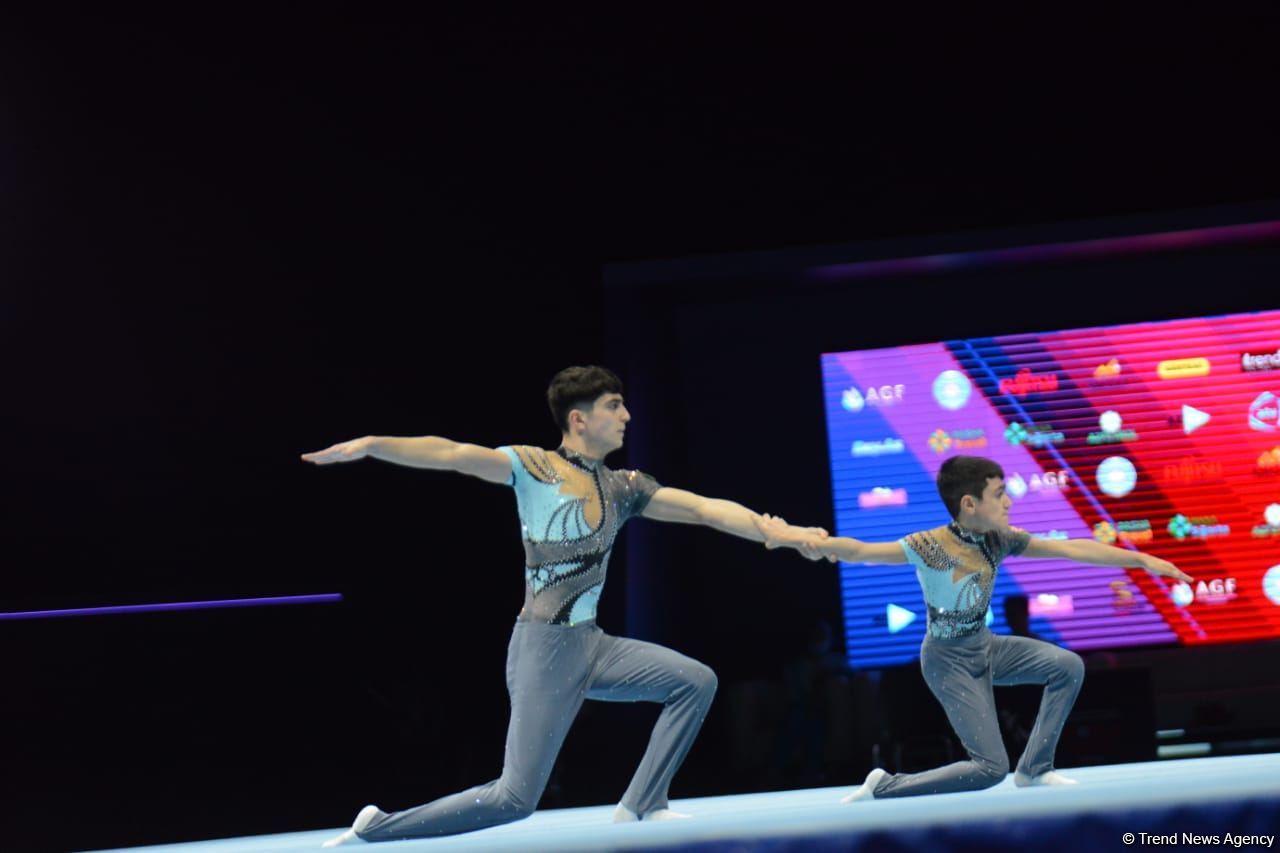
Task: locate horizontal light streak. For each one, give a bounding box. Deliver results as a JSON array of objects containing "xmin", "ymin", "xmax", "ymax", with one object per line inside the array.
[{"xmin": 0, "ymin": 593, "xmax": 344, "ymax": 621}]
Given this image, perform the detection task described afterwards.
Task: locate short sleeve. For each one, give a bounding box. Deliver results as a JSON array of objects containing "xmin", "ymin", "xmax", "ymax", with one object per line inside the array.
[
  {"xmin": 496, "ymin": 446, "xmax": 522, "ymax": 488},
  {"xmin": 900, "ymin": 530, "xmax": 953, "ymax": 572},
  {"xmin": 899, "ymin": 536, "xmax": 928, "ymax": 571},
  {"xmin": 995, "ymin": 526, "xmax": 1031, "ymax": 560},
  {"xmin": 621, "ymin": 469, "xmax": 661, "ymax": 521}
]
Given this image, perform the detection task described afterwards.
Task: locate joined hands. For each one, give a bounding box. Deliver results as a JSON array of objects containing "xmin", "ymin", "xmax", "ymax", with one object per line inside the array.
[{"xmin": 754, "ymin": 514, "xmax": 836, "ymax": 562}]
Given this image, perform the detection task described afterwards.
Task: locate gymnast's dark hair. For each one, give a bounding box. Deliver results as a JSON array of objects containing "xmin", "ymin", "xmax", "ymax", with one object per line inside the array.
[
  {"xmin": 937, "ymin": 455, "xmax": 1006, "ymax": 519},
  {"xmin": 547, "ymin": 366, "xmax": 624, "ymax": 432}
]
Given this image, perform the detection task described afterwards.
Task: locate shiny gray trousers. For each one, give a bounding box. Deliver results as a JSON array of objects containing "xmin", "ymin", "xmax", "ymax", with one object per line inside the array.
[
  {"xmin": 875, "ymin": 629, "xmax": 1084, "ymax": 798},
  {"xmin": 358, "ymin": 620, "xmax": 717, "ymax": 840}
]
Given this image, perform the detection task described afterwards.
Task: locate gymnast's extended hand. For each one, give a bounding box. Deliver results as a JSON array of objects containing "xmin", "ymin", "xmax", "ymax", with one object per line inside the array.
[{"xmin": 1136, "ymin": 554, "xmax": 1193, "ymax": 583}]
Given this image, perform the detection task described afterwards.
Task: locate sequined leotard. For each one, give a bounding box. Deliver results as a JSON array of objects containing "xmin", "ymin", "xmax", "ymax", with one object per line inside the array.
[
  {"xmin": 900, "ymin": 523, "xmax": 1031, "ymax": 639},
  {"xmin": 499, "ymin": 445, "xmax": 660, "ymax": 626}
]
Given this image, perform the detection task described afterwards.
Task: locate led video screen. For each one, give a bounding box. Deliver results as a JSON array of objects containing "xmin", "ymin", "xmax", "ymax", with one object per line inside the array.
[{"xmin": 823, "ymin": 308, "xmax": 1280, "ymax": 667}]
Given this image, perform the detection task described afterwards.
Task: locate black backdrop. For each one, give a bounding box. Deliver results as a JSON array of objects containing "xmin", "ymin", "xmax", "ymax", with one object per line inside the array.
[{"xmin": 3, "ymin": 6, "xmax": 1280, "ymax": 851}]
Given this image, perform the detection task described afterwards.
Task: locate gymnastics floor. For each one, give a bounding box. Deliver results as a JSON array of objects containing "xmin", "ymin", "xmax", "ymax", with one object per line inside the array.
[{"xmin": 88, "ymin": 754, "xmax": 1280, "ymax": 852}]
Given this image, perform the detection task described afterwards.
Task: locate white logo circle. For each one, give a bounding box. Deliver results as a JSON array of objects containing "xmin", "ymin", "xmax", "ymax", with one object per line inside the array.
[
  {"xmin": 1170, "ymin": 583, "xmax": 1194, "ymax": 607},
  {"xmin": 1096, "ymin": 456, "xmax": 1138, "ymax": 498},
  {"xmin": 1264, "ymin": 565, "xmax": 1280, "ymax": 606},
  {"xmin": 933, "ymin": 370, "xmax": 972, "ymax": 411},
  {"xmin": 1099, "ymin": 410, "xmax": 1122, "ymax": 434},
  {"xmin": 1265, "ymin": 504, "xmax": 1280, "ymax": 528}
]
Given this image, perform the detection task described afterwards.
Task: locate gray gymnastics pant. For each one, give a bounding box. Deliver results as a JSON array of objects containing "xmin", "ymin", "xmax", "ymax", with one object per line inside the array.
[
  {"xmin": 874, "ymin": 629, "xmax": 1084, "ymax": 798},
  {"xmin": 356, "ymin": 619, "xmax": 718, "ymax": 841}
]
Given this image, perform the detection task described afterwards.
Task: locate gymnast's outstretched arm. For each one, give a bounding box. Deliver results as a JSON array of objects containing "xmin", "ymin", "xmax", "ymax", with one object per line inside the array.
[
  {"xmin": 300, "ymin": 435, "xmax": 512, "ymax": 484},
  {"xmin": 1021, "ymin": 536, "xmax": 1191, "ymax": 582},
  {"xmin": 641, "ymin": 487, "xmax": 827, "ymax": 545}
]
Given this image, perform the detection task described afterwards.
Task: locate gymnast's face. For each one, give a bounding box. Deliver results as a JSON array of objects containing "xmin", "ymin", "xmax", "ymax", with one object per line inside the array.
[
  {"xmin": 571, "ymin": 392, "xmax": 630, "ymax": 455},
  {"xmin": 961, "ymin": 476, "xmax": 1012, "ymax": 532}
]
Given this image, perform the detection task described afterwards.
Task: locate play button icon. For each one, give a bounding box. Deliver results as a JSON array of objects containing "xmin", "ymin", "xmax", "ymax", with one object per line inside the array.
[
  {"xmin": 887, "ymin": 603, "xmax": 917, "ymax": 634},
  {"xmin": 1183, "ymin": 405, "xmax": 1211, "ymax": 435}
]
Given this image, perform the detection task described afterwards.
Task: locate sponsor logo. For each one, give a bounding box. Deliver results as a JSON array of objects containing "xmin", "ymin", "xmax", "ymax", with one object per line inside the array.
[
  {"xmin": 999, "ymin": 368, "xmax": 1060, "ymax": 397},
  {"xmin": 1032, "ymin": 529, "xmax": 1069, "ymax": 540},
  {"xmin": 1256, "ymin": 447, "xmax": 1280, "ymax": 475},
  {"xmin": 1094, "ymin": 520, "xmax": 1152, "ymax": 544},
  {"xmin": 1250, "ymin": 504, "xmax": 1280, "ymax": 538},
  {"xmin": 1156, "ymin": 357, "xmax": 1211, "ymax": 380},
  {"xmin": 1004, "ymin": 421, "xmax": 1066, "ymax": 447},
  {"xmin": 1196, "ymin": 578, "xmax": 1237, "ymax": 604},
  {"xmin": 841, "ymin": 384, "xmax": 905, "ymax": 412},
  {"xmin": 1093, "ymin": 358, "xmax": 1123, "ymax": 380},
  {"xmin": 1087, "ymin": 410, "xmax": 1139, "ymax": 445},
  {"xmin": 933, "ymin": 370, "xmax": 972, "ymax": 411},
  {"xmin": 928, "ymin": 428, "xmax": 988, "ymax": 454},
  {"xmin": 1028, "ymin": 594, "xmax": 1074, "ymax": 617},
  {"xmin": 1242, "ymin": 349, "xmax": 1280, "ymax": 372},
  {"xmin": 1167, "ymin": 514, "xmax": 1230, "ymax": 540},
  {"xmin": 858, "ymin": 487, "xmax": 908, "ymax": 509},
  {"xmin": 1111, "ymin": 580, "xmax": 1137, "ymax": 613},
  {"xmin": 851, "ymin": 438, "xmax": 905, "ymax": 458},
  {"xmin": 1117, "ymin": 520, "xmax": 1153, "ymax": 543},
  {"xmin": 1005, "ymin": 471, "xmax": 1070, "ymax": 499},
  {"xmin": 1249, "ymin": 392, "xmax": 1280, "ymax": 432},
  {"xmin": 1170, "ymin": 578, "xmax": 1238, "ymax": 606},
  {"xmin": 1096, "ymin": 456, "xmax": 1138, "ymax": 498},
  {"xmin": 1160, "ymin": 458, "xmax": 1223, "ymax": 484}
]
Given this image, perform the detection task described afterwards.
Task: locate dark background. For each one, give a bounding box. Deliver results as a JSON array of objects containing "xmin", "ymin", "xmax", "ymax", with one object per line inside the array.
[{"xmin": 2, "ymin": 6, "xmax": 1280, "ymax": 851}]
